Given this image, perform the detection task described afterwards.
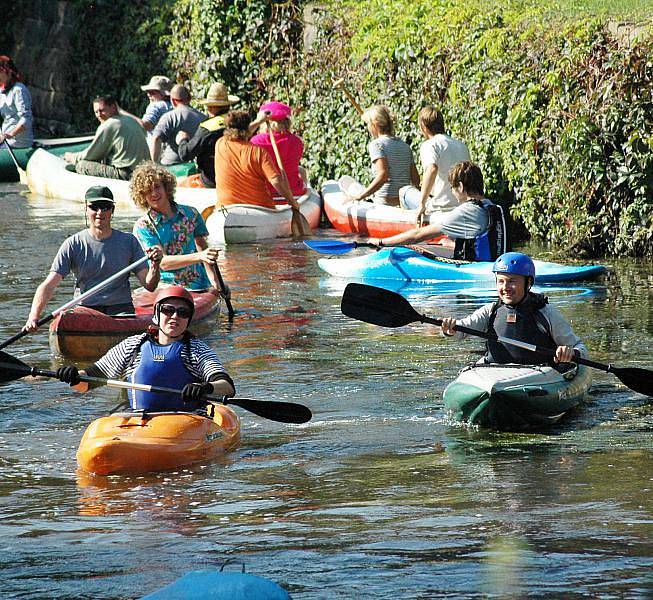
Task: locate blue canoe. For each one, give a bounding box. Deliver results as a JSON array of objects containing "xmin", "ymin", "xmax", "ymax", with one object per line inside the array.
[{"xmin": 317, "ymin": 247, "xmax": 607, "ymax": 283}]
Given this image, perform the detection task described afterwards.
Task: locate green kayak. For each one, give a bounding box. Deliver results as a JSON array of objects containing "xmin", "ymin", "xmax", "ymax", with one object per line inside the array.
[{"xmin": 443, "ymin": 363, "xmax": 592, "ymax": 431}]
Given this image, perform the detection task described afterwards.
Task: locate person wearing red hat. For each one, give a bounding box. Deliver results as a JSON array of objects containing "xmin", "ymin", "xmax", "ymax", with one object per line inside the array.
[
  {"xmin": 55, "ymin": 285, "xmax": 235, "ymax": 412},
  {"xmin": 250, "ymin": 101, "xmax": 306, "ymax": 197},
  {"xmin": 0, "ymin": 56, "xmax": 33, "ymax": 149}
]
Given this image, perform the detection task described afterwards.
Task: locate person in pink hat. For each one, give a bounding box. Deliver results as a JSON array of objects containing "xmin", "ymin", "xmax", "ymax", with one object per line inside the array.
[{"xmin": 250, "ymin": 101, "xmax": 306, "ymax": 197}]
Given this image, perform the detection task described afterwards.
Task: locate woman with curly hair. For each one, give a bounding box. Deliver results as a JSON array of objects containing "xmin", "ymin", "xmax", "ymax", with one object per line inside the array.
[
  {"xmin": 130, "ymin": 161, "xmax": 224, "ymax": 292},
  {"xmin": 0, "ymin": 55, "xmax": 33, "ymax": 148}
]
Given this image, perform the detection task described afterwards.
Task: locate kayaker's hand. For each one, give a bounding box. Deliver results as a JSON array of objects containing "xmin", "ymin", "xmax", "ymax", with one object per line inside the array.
[
  {"xmin": 181, "ymin": 382, "xmax": 213, "ymax": 404},
  {"xmin": 56, "ymin": 365, "xmax": 81, "ymax": 386},
  {"xmin": 175, "ymin": 130, "xmax": 190, "ymax": 145},
  {"xmin": 63, "ymin": 152, "xmax": 74, "ymax": 163},
  {"xmin": 441, "ymin": 317, "xmax": 457, "ymax": 337},
  {"xmin": 23, "ymin": 314, "xmax": 40, "ymax": 332},
  {"xmin": 199, "ymin": 247, "xmax": 221, "ymax": 265},
  {"xmin": 416, "ymin": 206, "xmax": 427, "ymax": 226},
  {"xmin": 554, "ymin": 345, "xmax": 575, "ymax": 363},
  {"xmin": 146, "ymin": 246, "xmax": 162, "ymax": 265}
]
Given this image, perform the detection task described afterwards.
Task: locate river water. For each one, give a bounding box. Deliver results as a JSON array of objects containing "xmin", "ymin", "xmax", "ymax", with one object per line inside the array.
[{"xmin": 0, "ymin": 184, "xmax": 651, "ymax": 599}]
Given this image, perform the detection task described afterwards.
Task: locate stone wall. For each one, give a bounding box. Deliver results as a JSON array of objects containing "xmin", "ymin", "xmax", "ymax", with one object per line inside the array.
[{"xmin": 9, "ymin": 0, "xmax": 81, "ymax": 136}]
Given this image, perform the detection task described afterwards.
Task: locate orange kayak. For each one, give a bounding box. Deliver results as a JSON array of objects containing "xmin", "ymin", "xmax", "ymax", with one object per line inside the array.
[
  {"xmin": 49, "ymin": 287, "xmax": 220, "ymax": 359},
  {"xmin": 77, "ymin": 403, "xmax": 240, "ymax": 475}
]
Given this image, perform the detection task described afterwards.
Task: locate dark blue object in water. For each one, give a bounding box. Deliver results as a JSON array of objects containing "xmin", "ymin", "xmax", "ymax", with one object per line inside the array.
[{"xmin": 140, "ymin": 570, "xmax": 291, "ymax": 600}]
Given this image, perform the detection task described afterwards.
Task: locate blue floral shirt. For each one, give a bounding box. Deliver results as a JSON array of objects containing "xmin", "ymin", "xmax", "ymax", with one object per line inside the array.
[{"xmin": 133, "ymin": 203, "xmax": 211, "ymax": 290}]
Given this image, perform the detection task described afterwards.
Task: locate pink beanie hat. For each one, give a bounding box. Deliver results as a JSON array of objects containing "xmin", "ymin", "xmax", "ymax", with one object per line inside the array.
[{"xmin": 260, "ymin": 101, "xmax": 292, "ymax": 121}]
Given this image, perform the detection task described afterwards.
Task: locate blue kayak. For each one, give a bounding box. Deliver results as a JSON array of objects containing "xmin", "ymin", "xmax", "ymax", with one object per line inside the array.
[
  {"xmin": 140, "ymin": 570, "xmax": 291, "ymax": 599},
  {"xmin": 317, "ymin": 247, "xmax": 607, "ymax": 283}
]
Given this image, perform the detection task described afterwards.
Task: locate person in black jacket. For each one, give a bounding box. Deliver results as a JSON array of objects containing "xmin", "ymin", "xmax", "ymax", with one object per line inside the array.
[{"xmin": 176, "ymin": 83, "xmax": 239, "ymax": 188}]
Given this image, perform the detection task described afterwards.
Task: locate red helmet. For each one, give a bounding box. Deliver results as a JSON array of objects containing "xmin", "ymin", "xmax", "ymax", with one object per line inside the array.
[{"xmin": 154, "ymin": 286, "xmax": 195, "ymax": 322}]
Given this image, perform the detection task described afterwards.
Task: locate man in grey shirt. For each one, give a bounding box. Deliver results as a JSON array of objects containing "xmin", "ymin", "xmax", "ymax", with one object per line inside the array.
[
  {"xmin": 368, "ymin": 161, "xmax": 494, "ymax": 253},
  {"xmin": 150, "ymin": 84, "xmax": 207, "ymax": 165},
  {"xmin": 23, "ymin": 186, "xmax": 162, "ymax": 331}
]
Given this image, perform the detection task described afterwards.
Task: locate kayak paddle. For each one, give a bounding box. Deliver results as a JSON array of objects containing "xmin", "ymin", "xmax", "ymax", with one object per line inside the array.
[
  {"xmin": 0, "ymin": 254, "xmax": 150, "ymax": 351},
  {"xmin": 211, "ymin": 262, "xmax": 235, "ymax": 319},
  {"xmin": 341, "ymin": 282, "xmax": 653, "ymax": 397},
  {"xmin": 0, "ymin": 350, "xmax": 312, "ymax": 424},
  {"xmin": 304, "ymin": 239, "xmax": 379, "ymax": 255}
]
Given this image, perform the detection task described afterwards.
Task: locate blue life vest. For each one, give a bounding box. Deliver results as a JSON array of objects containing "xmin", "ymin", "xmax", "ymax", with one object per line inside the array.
[
  {"xmin": 130, "ymin": 340, "xmax": 196, "ymax": 411},
  {"xmin": 485, "ymin": 292, "xmax": 557, "ymax": 365},
  {"xmin": 454, "ymin": 199, "xmax": 508, "ymax": 261}
]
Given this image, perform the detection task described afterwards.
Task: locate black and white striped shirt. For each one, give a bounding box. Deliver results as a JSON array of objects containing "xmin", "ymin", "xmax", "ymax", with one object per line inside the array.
[{"xmin": 87, "ymin": 333, "xmax": 234, "ymax": 390}]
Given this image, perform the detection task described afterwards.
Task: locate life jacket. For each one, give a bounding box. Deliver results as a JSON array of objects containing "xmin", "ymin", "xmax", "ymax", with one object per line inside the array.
[
  {"xmin": 128, "ymin": 333, "xmax": 196, "ymax": 411},
  {"xmin": 200, "ymin": 114, "xmax": 225, "ymax": 132},
  {"xmin": 453, "ymin": 199, "xmax": 508, "ymax": 261},
  {"xmin": 484, "ymin": 292, "xmax": 557, "ymax": 365}
]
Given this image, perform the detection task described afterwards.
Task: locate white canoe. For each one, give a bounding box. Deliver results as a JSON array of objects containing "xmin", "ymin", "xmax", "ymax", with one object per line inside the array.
[
  {"xmin": 25, "ymin": 148, "xmax": 215, "ymax": 215},
  {"xmin": 205, "ymin": 188, "xmax": 322, "ymax": 244}
]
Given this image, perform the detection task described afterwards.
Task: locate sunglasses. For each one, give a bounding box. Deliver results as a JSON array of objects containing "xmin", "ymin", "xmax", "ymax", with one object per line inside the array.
[
  {"xmin": 159, "ymin": 304, "xmax": 192, "ymax": 319},
  {"xmin": 87, "ymin": 201, "xmax": 114, "ymax": 212}
]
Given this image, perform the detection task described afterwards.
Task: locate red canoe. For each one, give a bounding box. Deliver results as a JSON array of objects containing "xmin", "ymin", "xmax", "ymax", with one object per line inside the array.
[
  {"xmin": 322, "ymin": 179, "xmax": 444, "ymax": 238},
  {"xmin": 49, "ymin": 288, "xmax": 221, "ymax": 359}
]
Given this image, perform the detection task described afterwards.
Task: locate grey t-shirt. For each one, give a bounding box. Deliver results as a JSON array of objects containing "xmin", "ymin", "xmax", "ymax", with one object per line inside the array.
[
  {"xmin": 153, "ymin": 104, "xmax": 208, "ymax": 165},
  {"xmin": 50, "ymin": 229, "xmax": 145, "ymax": 306},
  {"xmin": 436, "ymin": 199, "xmax": 490, "ymax": 239},
  {"xmin": 368, "ymin": 135, "xmax": 414, "ymax": 201}
]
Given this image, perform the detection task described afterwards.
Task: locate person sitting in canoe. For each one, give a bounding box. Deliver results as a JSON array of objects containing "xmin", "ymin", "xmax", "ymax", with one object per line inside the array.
[
  {"xmin": 149, "ymin": 84, "xmax": 207, "ymax": 166},
  {"xmin": 118, "ymin": 75, "xmax": 173, "ymax": 135},
  {"xmin": 55, "ymin": 286, "xmax": 235, "ymax": 412},
  {"xmin": 130, "ymin": 161, "xmax": 227, "ymax": 295},
  {"xmin": 214, "ymin": 110, "xmax": 302, "ymax": 216},
  {"xmin": 398, "ymin": 104, "xmax": 470, "ymax": 224},
  {"xmin": 23, "ymin": 186, "xmax": 162, "ymax": 332},
  {"xmin": 250, "ymin": 100, "xmax": 307, "ymax": 198},
  {"xmin": 342, "ymin": 104, "xmax": 419, "ymax": 207},
  {"xmin": 63, "ymin": 94, "xmax": 150, "ymax": 180},
  {"xmin": 176, "ymin": 82, "xmax": 239, "ymax": 188},
  {"xmin": 0, "ymin": 55, "xmax": 33, "ymax": 149},
  {"xmin": 367, "ymin": 161, "xmax": 507, "ymax": 261},
  {"xmin": 440, "ymin": 252, "xmax": 588, "ymax": 367}
]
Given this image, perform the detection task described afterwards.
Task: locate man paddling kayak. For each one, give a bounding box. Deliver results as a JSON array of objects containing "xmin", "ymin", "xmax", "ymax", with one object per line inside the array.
[
  {"xmin": 439, "ymin": 252, "xmax": 588, "ymax": 366},
  {"xmin": 23, "ymin": 186, "xmax": 162, "ymax": 332},
  {"xmin": 368, "ymin": 161, "xmax": 507, "ymax": 261},
  {"xmin": 55, "ymin": 286, "xmax": 235, "ymax": 411}
]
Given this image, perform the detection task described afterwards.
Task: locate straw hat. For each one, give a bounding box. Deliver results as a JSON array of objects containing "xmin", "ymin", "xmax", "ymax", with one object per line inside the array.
[
  {"xmin": 141, "ymin": 75, "xmax": 171, "ymax": 94},
  {"xmin": 199, "ymin": 83, "xmax": 240, "ymax": 107}
]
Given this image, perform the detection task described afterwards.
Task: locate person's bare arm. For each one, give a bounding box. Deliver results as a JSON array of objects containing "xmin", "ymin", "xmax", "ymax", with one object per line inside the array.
[
  {"xmin": 345, "ymin": 157, "xmax": 389, "ymax": 201},
  {"xmin": 23, "ymin": 272, "xmax": 64, "ymax": 331},
  {"xmin": 149, "ymin": 135, "xmax": 163, "ymax": 163}
]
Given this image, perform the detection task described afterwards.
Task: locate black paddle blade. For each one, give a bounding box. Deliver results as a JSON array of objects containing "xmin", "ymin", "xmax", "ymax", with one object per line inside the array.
[
  {"xmin": 0, "ymin": 351, "xmax": 32, "ymax": 383},
  {"xmin": 611, "ymin": 366, "xmax": 653, "ymax": 397},
  {"xmin": 226, "ymin": 398, "xmax": 312, "ymax": 424},
  {"xmin": 341, "ymin": 283, "xmax": 420, "ymax": 328}
]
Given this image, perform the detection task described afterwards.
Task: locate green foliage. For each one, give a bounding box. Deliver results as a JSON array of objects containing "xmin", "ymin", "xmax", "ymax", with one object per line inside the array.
[
  {"xmin": 165, "ymin": 0, "xmax": 303, "ymax": 107},
  {"xmin": 276, "ymin": 0, "xmax": 653, "ymax": 256},
  {"xmin": 68, "ymin": 0, "xmax": 174, "ymax": 130}
]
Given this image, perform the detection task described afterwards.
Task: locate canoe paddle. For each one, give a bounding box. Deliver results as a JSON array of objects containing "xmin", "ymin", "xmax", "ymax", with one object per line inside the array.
[
  {"xmin": 341, "ymin": 282, "xmax": 653, "ymax": 397},
  {"xmin": 211, "ymin": 262, "xmax": 235, "ymax": 319},
  {"xmin": 268, "ymin": 131, "xmax": 311, "ymax": 239},
  {"xmin": 2, "ymin": 140, "xmax": 27, "ymax": 181},
  {"xmin": 0, "ymin": 350, "xmax": 312, "ymax": 424},
  {"xmin": 0, "ymin": 254, "xmax": 150, "ymax": 351}
]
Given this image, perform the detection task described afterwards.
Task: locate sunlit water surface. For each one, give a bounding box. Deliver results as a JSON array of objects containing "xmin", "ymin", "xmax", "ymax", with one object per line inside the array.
[{"xmin": 0, "ymin": 184, "xmax": 651, "ymax": 598}]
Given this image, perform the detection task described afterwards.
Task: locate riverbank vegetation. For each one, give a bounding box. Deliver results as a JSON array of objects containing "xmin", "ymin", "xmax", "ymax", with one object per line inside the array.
[{"xmin": 36, "ymin": 1, "xmax": 653, "ymax": 256}]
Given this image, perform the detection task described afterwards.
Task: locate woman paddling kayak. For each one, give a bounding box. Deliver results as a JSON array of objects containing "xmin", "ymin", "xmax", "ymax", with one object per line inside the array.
[{"xmin": 56, "ymin": 286, "xmax": 235, "ymax": 411}]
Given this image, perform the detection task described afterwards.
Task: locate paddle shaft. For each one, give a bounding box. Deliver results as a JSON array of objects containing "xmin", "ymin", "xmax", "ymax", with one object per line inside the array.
[
  {"xmin": 334, "ymin": 79, "xmax": 364, "ymax": 116},
  {"xmin": 417, "ymin": 313, "xmax": 613, "ymax": 373},
  {"xmin": 0, "ymin": 254, "xmax": 150, "ymax": 351},
  {"xmin": 211, "ymin": 262, "xmax": 235, "ymax": 318},
  {"xmin": 2, "ymin": 140, "xmax": 24, "ymax": 174}
]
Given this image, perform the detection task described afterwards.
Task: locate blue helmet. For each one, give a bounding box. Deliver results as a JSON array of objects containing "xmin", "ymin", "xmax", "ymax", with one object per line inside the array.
[{"xmin": 492, "ymin": 252, "xmax": 535, "ymax": 279}]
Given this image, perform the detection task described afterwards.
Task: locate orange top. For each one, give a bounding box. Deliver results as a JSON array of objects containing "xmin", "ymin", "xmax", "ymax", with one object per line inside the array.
[{"xmin": 214, "ymin": 137, "xmax": 279, "ymax": 208}]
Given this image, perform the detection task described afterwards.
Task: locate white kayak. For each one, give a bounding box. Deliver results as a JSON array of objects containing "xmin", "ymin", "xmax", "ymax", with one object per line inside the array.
[{"xmin": 205, "ymin": 188, "xmax": 322, "ymax": 244}]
